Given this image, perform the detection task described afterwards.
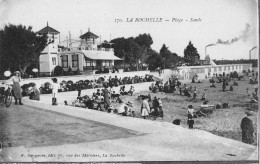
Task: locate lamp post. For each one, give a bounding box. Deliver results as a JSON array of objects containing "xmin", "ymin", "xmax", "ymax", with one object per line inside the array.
[{"xmin": 32, "ymin": 68, "xmax": 38, "ymax": 78}]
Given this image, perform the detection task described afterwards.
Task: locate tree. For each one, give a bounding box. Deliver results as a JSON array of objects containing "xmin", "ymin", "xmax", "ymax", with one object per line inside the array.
[
  {"xmin": 111, "ymin": 37, "xmax": 143, "ymax": 69},
  {"xmin": 134, "ymin": 33, "xmax": 153, "ymax": 49},
  {"xmin": 0, "ymin": 24, "xmax": 48, "ymax": 76},
  {"xmin": 146, "ymin": 50, "xmax": 163, "ymax": 70},
  {"xmin": 159, "ymin": 44, "xmax": 181, "ymax": 68},
  {"xmin": 184, "ymin": 41, "xmax": 200, "ymax": 66}
]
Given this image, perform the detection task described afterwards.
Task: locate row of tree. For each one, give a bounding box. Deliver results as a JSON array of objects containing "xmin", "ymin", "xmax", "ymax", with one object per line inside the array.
[
  {"xmin": 102, "ymin": 34, "xmax": 200, "ymax": 70},
  {"xmin": 0, "ymin": 23, "xmax": 201, "ymax": 78}
]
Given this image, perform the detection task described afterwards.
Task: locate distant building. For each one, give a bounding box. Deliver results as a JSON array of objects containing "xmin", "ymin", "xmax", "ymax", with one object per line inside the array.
[
  {"xmin": 37, "ymin": 24, "xmax": 121, "ymax": 76},
  {"xmin": 177, "ymin": 59, "xmax": 252, "ymax": 80}
]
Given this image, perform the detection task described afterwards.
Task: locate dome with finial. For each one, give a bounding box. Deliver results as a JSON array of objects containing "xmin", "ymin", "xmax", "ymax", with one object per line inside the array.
[
  {"xmin": 80, "ymin": 28, "xmax": 99, "ymax": 39},
  {"xmin": 37, "ymin": 22, "xmax": 59, "ymax": 34}
]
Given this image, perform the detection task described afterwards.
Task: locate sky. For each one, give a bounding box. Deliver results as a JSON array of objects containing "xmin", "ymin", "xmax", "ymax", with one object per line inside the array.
[{"xmin": 0, "ymin": 0, "xmax": 258, "ymax": 60}]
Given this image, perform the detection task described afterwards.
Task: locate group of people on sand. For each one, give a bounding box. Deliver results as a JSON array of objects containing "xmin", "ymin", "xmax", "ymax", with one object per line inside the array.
[{"xmin": 0, "ymin": 70, "xmax": 256, "ymax": 145}]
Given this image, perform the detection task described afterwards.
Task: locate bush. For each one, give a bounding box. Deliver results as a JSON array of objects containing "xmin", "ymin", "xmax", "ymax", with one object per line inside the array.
[{"xmin": 54, "ymin": 66, "xmax": 63, "ymax": 76}]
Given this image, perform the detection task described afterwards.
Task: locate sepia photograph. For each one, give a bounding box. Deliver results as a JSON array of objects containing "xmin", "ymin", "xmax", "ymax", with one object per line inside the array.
[{"xmin": 0, "ymin": 0, "xmax": 258, "ymax": 162}]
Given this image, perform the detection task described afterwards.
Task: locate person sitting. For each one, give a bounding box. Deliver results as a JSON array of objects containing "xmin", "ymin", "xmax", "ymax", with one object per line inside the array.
[
  {"xmin": 117, "ymin": 101, "xmax": 133, "ymax": 116},
  {"xmin": 116, "ymin": 97, "xmax": 123, "ymax": 103},
  {"xmin": 149, "ymin": 97, "xmax": 161, "ymax": 119},
  {"xmin": 229, "ymin": 84, "xmax": 233, "ymax": 91},
  {"xmin": 120, "ymin": 86, "xmax": 128, "ymax": 95},
  {"xmin": 233, "ymin": 81, "xmax": 239, "ymax": 86},
  {"xmin": 149, "ymin": 83, "xmax": 155, "ymax": 91},
  {"xmin": 92, "ymin": 92, "xmax": 97, "ymax": 100},
  {"xmin": 183, "ymin": 88, "xmax": 191, "ymax": 97},
  {"xmin": 192, "ymin": 77, "xmax": 196, "ymax": 83},
  {"xmin": 128, "ymin": 86, "xmax": 135, "ymax": 96},
  {"xmin": 179, "ymin": 86, "xmax": 183, "ymax": 95},
  {"xmin": 97, "ymin": 98, "xmax": 105, "ymax": 111},
  {"xmin": 210, "ymin": 83, "xmax": 216, "ymax": 88},
  {"xmin": 152, "ymin": 85, "xmax": 159, "ymax": 93},
  {"xmin": 29, "ymin": 83, "xmax": 40, "ymax": 101}
]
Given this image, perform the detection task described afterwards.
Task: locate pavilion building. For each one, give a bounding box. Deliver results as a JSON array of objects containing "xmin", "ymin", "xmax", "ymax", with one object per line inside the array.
[{"xmin": 37, "ymin": 24, "xmax": 121, "ymax": 76}]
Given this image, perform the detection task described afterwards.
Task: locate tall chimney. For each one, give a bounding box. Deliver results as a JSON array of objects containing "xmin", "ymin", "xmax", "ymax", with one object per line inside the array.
[{"xmin": 249, "ymin": 46, "xmax": 257, "ymax": 59}]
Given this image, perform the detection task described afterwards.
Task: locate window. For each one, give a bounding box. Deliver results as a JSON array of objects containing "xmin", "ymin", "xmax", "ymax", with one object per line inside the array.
[
  {"xmin": 232, "ymin": 66, "xmax": 234, "ymax": 70},
  {"xmin": 52, "ymin": 57, "xmax": 56, "ymax": 65},
  {"xmin": 219, "ymin": 67, "xmax": 222, "ymax": 71},
  {"xmin": 104, "ymin": 60, "xmax": 110, "ymax": 66},
  {"xmin": 62, "ymin": 55, "xmax": 68, "ymax": 68},
  {"xmin": 72, "ymin": 54, "xmax": 78, "ymax": 67},
  {"xmin": 86, "ymin": 60, "xmax": 92, "ymax": 66},
  {"xmin": 228, "ymin": 66, "xmax": 230, "ymax": 70},
  {"xmin": 224, "ymin": 66, "xmax": 226, "ymax": 71},
  {"xmin": 214, "ymin": 67, "xmax": 217, "ymax": 72}
]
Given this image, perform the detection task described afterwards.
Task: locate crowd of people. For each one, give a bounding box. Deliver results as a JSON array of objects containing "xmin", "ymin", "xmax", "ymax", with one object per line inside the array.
[{"xmin": 0, "ymin": 69, "xmax": 257, "ymax": 145}]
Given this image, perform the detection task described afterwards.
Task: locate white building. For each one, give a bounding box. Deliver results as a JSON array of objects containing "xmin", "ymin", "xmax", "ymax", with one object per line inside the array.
[
  {"xmin": 177, "ymin": 60, "xmax": 252, "ymax": 80},
  {"xmin": 37, "ymin": 24, "xmax": 121, "ymax": 76},
  {"xmin": 37, "ymin": 23, "xmax": 60, "ymax": 76}
]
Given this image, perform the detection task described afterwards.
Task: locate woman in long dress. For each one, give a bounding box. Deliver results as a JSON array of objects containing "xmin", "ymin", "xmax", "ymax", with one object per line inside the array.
[
  {"xmin": 141, "ymin": 96, "xmax": 150, "ymax": 119},
  {"xmin": 5, "ymin": 71, "xmax": 23, "ymax": 105},
  {"xmin": 103, "ymin": 85, "xmax": 110, "ymax": 109}
]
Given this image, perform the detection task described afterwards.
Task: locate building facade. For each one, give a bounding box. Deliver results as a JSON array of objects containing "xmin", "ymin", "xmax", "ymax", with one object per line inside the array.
[
  {"xmin": 38, "ymin": 25, "xmax": 121, "ymax": 76},
  {"xmin": 37, "ymin": 23, "xmax": 60, "ymax": 76},
  {"xmin": 177, "ymin": 61, "xmax": 252, "ymax": 80}
]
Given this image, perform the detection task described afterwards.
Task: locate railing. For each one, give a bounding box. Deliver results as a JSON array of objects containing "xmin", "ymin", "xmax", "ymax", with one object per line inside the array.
[{"xmin": 59, "ymin": 47, "xmax": 114, "ymax": 52}]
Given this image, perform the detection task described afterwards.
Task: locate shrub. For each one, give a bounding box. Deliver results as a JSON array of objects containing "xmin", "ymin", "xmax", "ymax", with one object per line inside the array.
[{"xmin": 54, "ymin": 66, "xmax": 63, "ymax": 76}]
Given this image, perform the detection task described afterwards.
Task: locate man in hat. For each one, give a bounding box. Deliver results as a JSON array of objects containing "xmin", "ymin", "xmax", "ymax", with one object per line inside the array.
[
  {"xmin": 4, "ymin": 71, "xmax": 23, "ymax": 105},
  {"xmin": 240, "ymin": 110, "xmax": 255, "ymax": 144},
  {"xmin": 118, "ymin": 101, "xmax": 133, "ymax": 116}
]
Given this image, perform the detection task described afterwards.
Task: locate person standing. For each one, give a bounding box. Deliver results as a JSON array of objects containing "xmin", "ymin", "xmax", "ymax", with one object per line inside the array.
[
  {"xmin": 222, "ymin": 79, "xmax": 226, "ymax": 92},
  {"xmin": 103, "ymin": 85, "xmax": 110, "ymax": 110},
  {"xmin": 4, "ymin": 71, "xmax": 23, "ymax": 105},
  {"xmin": 141, "ymin": 96, "xmax": 150, "ymax": 119},
  {"xmin": 51, "ymin": 78, "xmax": 60, "ymax": 105},
  {"xmin": 240, "ymin": 111, "xmax": 255, "ymax": 144},
  {"xmin": 187, "ymin": 105, "xmax": 195, "ymax": 129},
  {"xmin": 76, "ymin": 81, "xmax": 82, "ymax": 98}
]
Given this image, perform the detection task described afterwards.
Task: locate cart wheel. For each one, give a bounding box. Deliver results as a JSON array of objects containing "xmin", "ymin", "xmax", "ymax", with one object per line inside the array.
[{"xmin": 5, "ymin": 90, "xmax": 12, "ymax": 107}]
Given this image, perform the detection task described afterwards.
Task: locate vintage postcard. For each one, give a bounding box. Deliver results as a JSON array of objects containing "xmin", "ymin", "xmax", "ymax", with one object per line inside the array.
[{"xmin": 0, "ymin": 0, "xmax": 258, "ymax": 162}]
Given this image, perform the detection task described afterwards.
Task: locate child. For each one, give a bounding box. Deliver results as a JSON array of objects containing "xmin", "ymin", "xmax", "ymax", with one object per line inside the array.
[
  {"xmin": 192, "ymin": 87, "xmax": 197, "ymax": 100},
  {"xmin": 29, "ymin": 83, "xmax": 40, "ymax": 101},
  {"xmin": 187, "ymin": 114, "xmax": 194, "ymax": 129},
  {"xmin": 128, "ymin": 86, "xmax": 135, "ymax": 96},
  {"xmin": 51, "ymin": 78, "xmax": 60, "ymax": 105},
  {"xmin": 158, "ymin": 98, "xmax": 163, "ymax": 111}
]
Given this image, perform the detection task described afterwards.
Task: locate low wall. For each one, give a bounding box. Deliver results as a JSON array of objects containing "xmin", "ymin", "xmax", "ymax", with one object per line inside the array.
[{"xmin": 20, "ymin": 71, "xmax": 150, "ymax": 88}]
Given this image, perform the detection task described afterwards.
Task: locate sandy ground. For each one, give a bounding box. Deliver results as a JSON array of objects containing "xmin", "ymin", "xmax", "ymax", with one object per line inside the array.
[
  {"xmin": 18, "ymin": 70, "xmax": 258, "ymax": 146},
  {"xmin": 0, "ymin": 104, "xmax": 137, "ymax": 148},
  {"xmin": 108, "ymin": 76, "xmax": 258, "ymax": 146}
]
